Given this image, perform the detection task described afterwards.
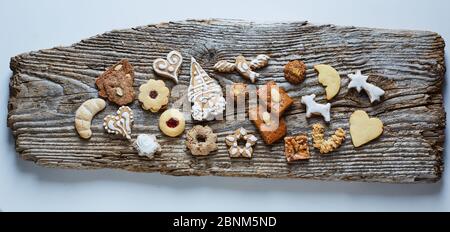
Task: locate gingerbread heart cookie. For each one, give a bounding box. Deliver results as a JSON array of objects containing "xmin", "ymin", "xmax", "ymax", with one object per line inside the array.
[
  {"xmin": 153, "ymin": 50, "xmax": 182, "ymax": 83},
  {"xmin": 349, "ymin": 110, "xmax": 383, "ymax": 147},
  {"xmin": 103, "ymin": 106, "xmax": 134, "ymax": 140}
]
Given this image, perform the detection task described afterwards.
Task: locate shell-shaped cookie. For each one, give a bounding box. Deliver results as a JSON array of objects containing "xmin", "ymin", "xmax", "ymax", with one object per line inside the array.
[
  {"xmin": 213, "ymin": 60, "xmax": 236, "ymax": 73},
  {"xmin": 249, "ymin": 54, "xmax": 270, "ymax": 69}
]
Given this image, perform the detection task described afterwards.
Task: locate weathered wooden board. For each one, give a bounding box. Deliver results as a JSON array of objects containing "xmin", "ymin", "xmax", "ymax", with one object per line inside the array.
[{"xmin": 8, "ymin": 19, "xmax": 446, "ymax": 183}]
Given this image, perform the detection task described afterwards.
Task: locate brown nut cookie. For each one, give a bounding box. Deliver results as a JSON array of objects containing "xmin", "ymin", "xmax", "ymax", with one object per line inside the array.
[
  {"xmin": 249, "ymin": 107, "xmax": 287, "ymax": 145},
  {"xmin": 284, "ymin": 60, "xmax": 307, "ymax": 84},
  {"xmin": 96, "ymin": 59, "xmax": 135, "ymax": 106},
  {"xmin": 257, "ymin": 81, "xmax": 293, "ymax": 116},
  {"xmin": 284, "ymin": 134, "xmax": 310, "ymax": 162},
  {"xmin": 186, "ymin": 125, "xmax": 218, "ymax": 156}
]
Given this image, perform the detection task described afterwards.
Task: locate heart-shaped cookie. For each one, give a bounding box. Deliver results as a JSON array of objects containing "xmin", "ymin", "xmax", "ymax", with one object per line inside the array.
[
  {"xmin": 153, "ymin": 50, "xmax": 182, "ymax": 83},
  {"xmin": 103, "ymin": 106, "xmax": 134, "ymax": 140},
  {"xmin": 349, "ymin": 110, "xmax": 383, "ymax": 147}
]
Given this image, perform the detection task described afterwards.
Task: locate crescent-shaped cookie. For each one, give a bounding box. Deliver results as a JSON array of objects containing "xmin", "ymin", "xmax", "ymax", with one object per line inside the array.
[
  {"xmin": 314, "ymin": 64, "xmax": 341, "ymax": 100},
  {"xmin": 75, "ymin": 98, "xmax": 106, "ymax": 139}
]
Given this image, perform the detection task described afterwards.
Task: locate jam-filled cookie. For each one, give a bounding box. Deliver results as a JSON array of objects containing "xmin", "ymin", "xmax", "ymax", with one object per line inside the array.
[
  {"xmin": 138, "ymin": 79, "xmax": 170, "ymax": 113},
  {"xmin": 159, "ymin": 109, "xmax": 186, "ymax": 137}
]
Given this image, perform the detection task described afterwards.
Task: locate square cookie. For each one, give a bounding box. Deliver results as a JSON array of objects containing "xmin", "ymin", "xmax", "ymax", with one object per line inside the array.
[
  {"xmin": 249, "ymin": 107, "xmax": 287, "ymax": 145},
  {"xmin": 284, "ymin": 134, "xmax": 310, "ymax": 162},
  {"xmin": 257, "ymin": 81, "xmax": 293, "ymax": 115}
]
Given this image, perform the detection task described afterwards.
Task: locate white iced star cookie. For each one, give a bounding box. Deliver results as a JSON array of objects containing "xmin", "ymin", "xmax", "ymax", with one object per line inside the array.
[{"xmin": 347, "ymin": 70, "xmax": 385, "ymax": 103}]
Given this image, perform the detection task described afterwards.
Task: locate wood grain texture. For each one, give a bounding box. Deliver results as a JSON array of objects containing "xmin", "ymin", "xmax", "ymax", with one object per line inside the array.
[{"xmin": 8, "ymin": 19, "xmax": 446, "ymax": 183}]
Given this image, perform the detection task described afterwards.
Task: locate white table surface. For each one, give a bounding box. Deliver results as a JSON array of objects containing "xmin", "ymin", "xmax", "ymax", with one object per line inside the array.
[{"xmin": 1, "ymin": 0, "xmax": 449, "ymax": 212}]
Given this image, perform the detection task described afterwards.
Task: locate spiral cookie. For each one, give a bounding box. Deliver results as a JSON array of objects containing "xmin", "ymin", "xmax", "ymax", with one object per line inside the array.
[
  {"xmin": 159, "ymin": 109, "xmax": 186, "ymax": 137},
  {"xmin": 186, "ymin": 125, "xmax": 218, "ymax": 156}
]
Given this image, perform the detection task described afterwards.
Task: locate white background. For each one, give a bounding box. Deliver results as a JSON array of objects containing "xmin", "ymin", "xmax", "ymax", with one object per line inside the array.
[{"xmin": 0, "ymin": 0, "xmax": 449, "ymax": 211}]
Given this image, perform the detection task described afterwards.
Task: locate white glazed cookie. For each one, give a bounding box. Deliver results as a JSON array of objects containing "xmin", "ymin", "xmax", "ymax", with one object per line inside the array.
[
  {"xmin": 75, "ymin": 98, "xmax": 106, "ymax": 139},
  {"xmin": 301, "ymin": 94, "xmax": 331, "ymax": 122},
  {"xmin": 347, "ymin": 70, "xmax": 385, "ymax": 103},
  {"xmin": 133, "ymin": 134, "xmax": 161, "ymax": 158}
]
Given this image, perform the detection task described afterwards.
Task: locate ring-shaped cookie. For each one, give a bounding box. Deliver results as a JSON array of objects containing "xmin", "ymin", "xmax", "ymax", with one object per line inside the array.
[
  {"xmin": 186, "ymin": 125, "xmax": 218, "ymax": 156},
  {"xmin": 225, "ymin": 127, "xmax": 258, "ymax": 159}
]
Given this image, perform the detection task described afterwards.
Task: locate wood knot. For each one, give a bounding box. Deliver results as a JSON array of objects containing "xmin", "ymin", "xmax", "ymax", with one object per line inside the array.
[{"xmin": 189, "ymin": 42, "xmax": 219, "ymax": 66}]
